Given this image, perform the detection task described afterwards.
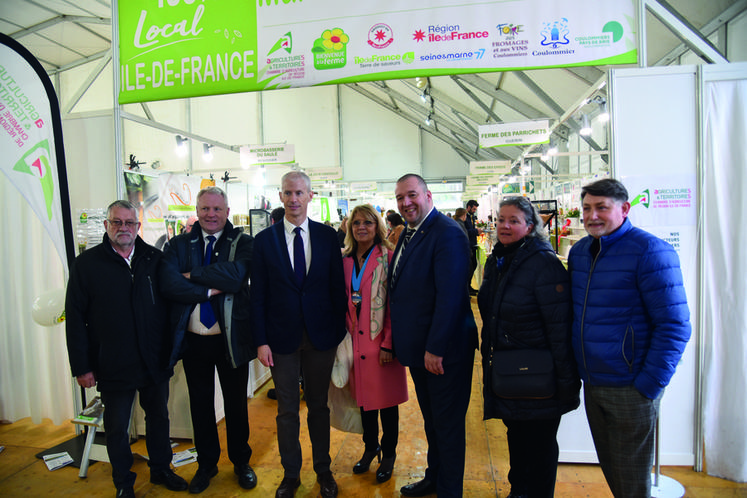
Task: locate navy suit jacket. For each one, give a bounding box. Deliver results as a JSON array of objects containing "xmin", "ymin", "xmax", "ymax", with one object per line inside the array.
[
  {"xmin": 251, "ymin": 219, "xmax": 347, "ymax": 354},
  {"xmin": 388, "ymin": 209, "xmax": 478, "ymax": 367}
]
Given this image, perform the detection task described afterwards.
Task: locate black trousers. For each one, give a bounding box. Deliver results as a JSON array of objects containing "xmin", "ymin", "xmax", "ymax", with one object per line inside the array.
[
  {"xmin": 183, "ymin": 333, "xmax": 251, "ymax": 469},
  {"xmin": 270, "ymin": 330, "xmax": 336, "ymax": 478},
  {"xmin": 503, "ymin": 417, "xmax": 562, "ymax": 498},
  {"xmin": 360, "ymin": 405, "xmax": 399, "ymax": 458},
  {"xmin": 101, "ymin": 380, "xmax": 172, "ymax": 489},
  {"xmin": 409, "ymin": 352, "xmax": 474, "ymax": 498}
]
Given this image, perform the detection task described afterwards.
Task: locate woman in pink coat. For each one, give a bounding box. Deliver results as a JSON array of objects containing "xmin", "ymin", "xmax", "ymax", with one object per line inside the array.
[{"xmin": 342, "ymin": 204, "xmax": 408, "ymax": 483}]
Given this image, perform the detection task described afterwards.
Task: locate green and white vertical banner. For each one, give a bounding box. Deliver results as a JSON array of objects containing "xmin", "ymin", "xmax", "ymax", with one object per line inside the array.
[
  {"xmin": 0, "ymin": 33, "xmax": 75, "ymax": 269},
  {"xmin": 118, "ymin": 0, "xmax": 637, "ymax": 104}
]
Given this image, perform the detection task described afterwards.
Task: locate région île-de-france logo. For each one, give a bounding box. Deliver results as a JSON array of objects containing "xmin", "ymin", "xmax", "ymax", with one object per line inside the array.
[
  {"xmin": 540, "ymin": 18, "xmax": 570, "ymax": 48},
  {"xmin": 631, "ymin": 189, "xmax": 650, "ymax": 209},
  {"xmin": 13, "ymin": 140, "xmax": 56, "ymax": 220},
  {"xmin": 412, "ymin": 24, "xmax": 489, "ymax": 43},
  {"xmin": 268, "ymin": 32, "xmax": 292, "ymax": 56},
  {"xmin": 368, "ymin": 23, "xmax": 393, "ymax": 49}
]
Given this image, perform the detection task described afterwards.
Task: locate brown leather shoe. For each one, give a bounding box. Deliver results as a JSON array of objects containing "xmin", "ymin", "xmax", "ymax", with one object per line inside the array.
[
  {"xmin": 316, "ymin": 470, "xmax": 338, "ymax": 498},
  {"xmin": 275, "ymin": 476, "xmax": 301, "ymax": 498}
]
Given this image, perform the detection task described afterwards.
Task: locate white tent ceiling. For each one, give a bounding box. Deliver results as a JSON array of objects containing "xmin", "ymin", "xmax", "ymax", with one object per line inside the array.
[{"xmin": 1, "ymin": 0, "xmax": 745, "ymax": 170}]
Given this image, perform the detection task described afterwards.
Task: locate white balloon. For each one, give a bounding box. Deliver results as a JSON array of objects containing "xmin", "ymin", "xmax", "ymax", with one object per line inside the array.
[{"xmin": 32, "ymin": 289, "xmax": 66, "ymax": 327}]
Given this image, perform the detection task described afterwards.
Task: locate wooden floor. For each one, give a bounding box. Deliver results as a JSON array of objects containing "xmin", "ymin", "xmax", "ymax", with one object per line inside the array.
[{"xmin": 1, "ymin": 301, "xmax": 746, "ymax": 497}]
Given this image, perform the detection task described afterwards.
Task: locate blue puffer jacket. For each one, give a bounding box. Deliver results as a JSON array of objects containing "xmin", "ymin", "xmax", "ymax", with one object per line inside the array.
[{"xmin": 568, "ymin": 217, "xmax": 691, "ymax": 400}]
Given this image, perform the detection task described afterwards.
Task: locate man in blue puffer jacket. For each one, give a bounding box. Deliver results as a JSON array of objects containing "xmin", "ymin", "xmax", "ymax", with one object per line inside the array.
[{"xmin": 568, "ymin": 178, "xmax": 690, "ymax": 498}]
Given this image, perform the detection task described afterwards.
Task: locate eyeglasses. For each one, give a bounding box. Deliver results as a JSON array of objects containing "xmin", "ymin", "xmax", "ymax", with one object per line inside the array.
[{"xmin": 107, "ymin": 219, "xmax": 140, "ymax": 228}]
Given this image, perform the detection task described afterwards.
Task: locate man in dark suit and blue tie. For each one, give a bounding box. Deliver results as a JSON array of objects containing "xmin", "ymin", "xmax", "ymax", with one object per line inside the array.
[
  {"xmin": 159, "ymin": 187, "xmax": 256, "ymax": 494},
  {"xmin": 389, "ymin": 174, "xmax": 478, "ymax": 498},
  {"xmin": 251, "ymin": 171, "xmax": 347, "ymax": 498}
]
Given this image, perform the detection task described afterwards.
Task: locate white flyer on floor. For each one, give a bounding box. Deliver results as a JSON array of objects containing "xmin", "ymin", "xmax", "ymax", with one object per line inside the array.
[{"xmin": 43, "ymin": 452, "xmax": 74, "ymax": 471}]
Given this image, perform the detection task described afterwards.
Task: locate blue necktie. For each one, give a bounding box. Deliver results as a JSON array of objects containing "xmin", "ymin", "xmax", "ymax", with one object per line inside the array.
[
  {"xmin": 293, "ymin": 227, "xmax": 306, "ymax": 286},
  {"xmin": 200, "ymin": 235, "xmax": 217, "ymax": 328}
]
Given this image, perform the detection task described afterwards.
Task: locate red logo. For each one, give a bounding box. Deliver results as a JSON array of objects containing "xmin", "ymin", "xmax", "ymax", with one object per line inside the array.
[
  {"xmin": 413, "ymin": 29, "xmax": 426, "ymax": 42},
  {"xmin": 368, "ymin": 23, "xmax": 394, "ymax": 49}
]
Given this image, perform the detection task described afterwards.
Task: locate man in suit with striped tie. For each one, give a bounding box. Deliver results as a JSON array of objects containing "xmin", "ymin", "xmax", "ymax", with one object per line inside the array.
[{"xmin": 388, "ymin": 174, "xmax": 478, "ymax": 498}]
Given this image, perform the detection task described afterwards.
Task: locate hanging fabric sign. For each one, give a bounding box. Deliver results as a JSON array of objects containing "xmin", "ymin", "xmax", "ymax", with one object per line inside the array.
[{"xmin": 118, "ymin": 0, "xmax": 637, "ymax": 104}]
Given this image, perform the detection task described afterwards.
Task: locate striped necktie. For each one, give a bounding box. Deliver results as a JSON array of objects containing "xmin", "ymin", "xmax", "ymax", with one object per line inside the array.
[{"xmin": 392, "ymin": 228, "xmax": 416, "ymax": 286}]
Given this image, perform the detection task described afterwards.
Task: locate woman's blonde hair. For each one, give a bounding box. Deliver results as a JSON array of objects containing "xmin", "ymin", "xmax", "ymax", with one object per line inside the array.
[{"xmin": 342, "ymin": 204, "xmax": 393, "ymax": 256}]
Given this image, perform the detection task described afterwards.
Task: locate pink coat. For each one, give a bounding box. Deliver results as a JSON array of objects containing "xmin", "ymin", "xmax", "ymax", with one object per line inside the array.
[{"xmin": 343, "ymin": 245, "xmax": 408, "ymax": 411}]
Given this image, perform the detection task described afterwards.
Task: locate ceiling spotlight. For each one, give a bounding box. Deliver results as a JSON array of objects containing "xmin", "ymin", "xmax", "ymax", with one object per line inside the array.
[
  {"xmin": 598, "ymin": 100, "xmax": 610, "ymax": 123},
  {"xmin": 175, "ymin": 135, "xmax": 189, "ymax": 157},
  {"xmin": 580, "ymin": 115, "xmax": 592, "ymax": 136},
  {"xmin": 425, "ymin": 113, "xmax": 433, "ymax": 126},
  {"xmin": 203, "ymin": 143, "xmax": 214, "ymax": 163}
]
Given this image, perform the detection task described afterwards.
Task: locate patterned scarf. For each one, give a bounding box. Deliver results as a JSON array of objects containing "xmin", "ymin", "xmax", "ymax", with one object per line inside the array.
[{"xmin": 368, "ymin": 245, "xmax": 388, "ymax": 341}]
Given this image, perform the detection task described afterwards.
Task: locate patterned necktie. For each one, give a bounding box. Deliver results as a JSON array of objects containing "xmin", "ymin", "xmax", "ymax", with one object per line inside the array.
[
  {"xmin": 200, "ymin": 235, "xmax": 217, "ymax": 328},
  {"xmin": 293, "ymin": 227, "xmax": 306, "ymax": 286},
  {"xmin": 392, "ymin": 228, "xmax": 416, "ymax": 286},
  {"xmin": 402, "ymin": 227, "xmax": 416, "ymax": 249}
]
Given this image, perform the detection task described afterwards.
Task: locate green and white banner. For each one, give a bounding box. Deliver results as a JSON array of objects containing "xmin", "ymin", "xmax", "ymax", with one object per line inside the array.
[
  {"xmin": 479, "ymin": 119, "xmax": 550, "ymax": 148},
  {"xmin": 118, "ymin": 0, "xmax": 636, "ymax": 104},
  {"xmin": 469, "ymin": 160, "xmax": 512, "ymax": 175},
  {"xmin": 239, "ymin": 143, "xmax": 295, "ymax": 167},
  {"xmin": 306, "ymin": 166, "xmax": 343, "ymax": 181},
  {"xmin": 0, "ymin": 34, "xmax": 75, "ymax": 268}
]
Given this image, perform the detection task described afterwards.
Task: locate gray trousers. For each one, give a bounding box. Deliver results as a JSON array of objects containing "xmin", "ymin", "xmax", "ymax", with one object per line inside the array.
[
  {"xmin": 270, "ymin": 330, "xmax": 336, "ymax": 478},
  {"xmin": 584, "ymin": 384, "xmax": 662, "ymax": 498}
]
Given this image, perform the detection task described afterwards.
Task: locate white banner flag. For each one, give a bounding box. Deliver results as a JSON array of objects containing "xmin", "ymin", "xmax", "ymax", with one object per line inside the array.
[{"xmin": 0, "ymin": 34, "xmax": 74, "ymax": 269}]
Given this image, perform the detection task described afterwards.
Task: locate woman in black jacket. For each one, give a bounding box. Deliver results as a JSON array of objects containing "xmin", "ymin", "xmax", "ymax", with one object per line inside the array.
[{"xmin": 477, "ymin": 197, "xmax": 580, "ymax": 498}]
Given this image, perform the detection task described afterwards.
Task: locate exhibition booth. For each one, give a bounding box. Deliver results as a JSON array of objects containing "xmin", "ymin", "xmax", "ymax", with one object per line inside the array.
[{"xmin": 2, "ymin": 0, "xmax": 747, "ymax": 484}]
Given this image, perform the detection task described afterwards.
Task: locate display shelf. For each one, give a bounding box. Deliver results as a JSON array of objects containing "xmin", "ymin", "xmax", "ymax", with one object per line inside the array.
[{"xmin": 532, "ymin": 199, "xmax": 559, "ymax": 253}]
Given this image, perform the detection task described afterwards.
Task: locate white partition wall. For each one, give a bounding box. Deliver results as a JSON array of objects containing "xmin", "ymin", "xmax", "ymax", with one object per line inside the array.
[
  {"xmin": 557, "ymin": 65, "xmax": 699, "ymax": 465},
  {"xmin": 700, "ymin": 62, "xmax": 747, "ymax": 482}
]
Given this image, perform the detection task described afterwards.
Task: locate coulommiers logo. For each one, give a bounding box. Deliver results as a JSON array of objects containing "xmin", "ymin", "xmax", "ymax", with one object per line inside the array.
[
  {"xmin": 368, "ymin": 23, "xmax": 393, "ymax": 49},
  {"xmin": 412, "ymin": 24, "xmax": 489, "ymax": 43}
]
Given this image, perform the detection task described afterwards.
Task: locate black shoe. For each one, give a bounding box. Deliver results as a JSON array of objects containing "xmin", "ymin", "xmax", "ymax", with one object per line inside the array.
[
  {"xmin": 234, "ymin": 463, "xmax": 257, "ymax": 489},
  {"xmin": 375, "ymin": 454, "xmax": 396, "ymax": 483},
  {"xmin": 275, "ymin": 476, "xmax": 301, "ymax": 498},
  {"xmin": 267, "ymin": 388, "xmax": 277, "ymax": 400},
  {"xmin": 316, "ymin": 470, "xmax": 338, "ymax": 498},
  {"xmin": 115, "ymin": 487, "xmax": 135, "ymax": 498},
  {"xmin": 352, "ymin": 446, "xmax": 381, "ymax": 474},
  {"xmin": 188, "ymin": 466, "xmax": 218, "ymax": 494},
  {"xmin": 400, "ymin": 478, "xmax": 436, "ymax": 497},
  {"xmin": 150, "ymin": 468, "xmax": 188, "ymax": 491}
]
